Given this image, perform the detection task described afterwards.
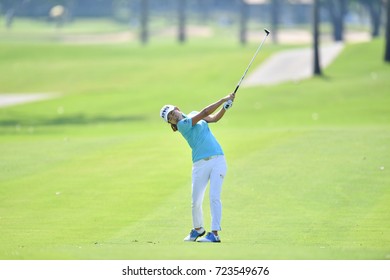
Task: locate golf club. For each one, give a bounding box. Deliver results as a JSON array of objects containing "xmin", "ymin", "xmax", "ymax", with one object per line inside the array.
[{"xmin": 233, "ymin": 28, "xmax": 270, "ymax": 94}]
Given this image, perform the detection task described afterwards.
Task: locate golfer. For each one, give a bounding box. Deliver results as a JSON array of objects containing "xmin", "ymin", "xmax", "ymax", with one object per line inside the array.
[{"xmin": 160, "ymin": 93, "xmax": 235, "ymax": 242}]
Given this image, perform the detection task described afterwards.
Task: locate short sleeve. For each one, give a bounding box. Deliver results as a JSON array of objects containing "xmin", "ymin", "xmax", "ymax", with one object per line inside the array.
[{"xmin": 177, "ymin": 117, "xmax": 192, "ymax": 134}]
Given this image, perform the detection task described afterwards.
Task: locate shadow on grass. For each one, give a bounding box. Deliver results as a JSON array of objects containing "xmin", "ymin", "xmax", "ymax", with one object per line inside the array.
[{"xmin": 0, "ymin": 114, "xmax": 148, "ymax": 127}]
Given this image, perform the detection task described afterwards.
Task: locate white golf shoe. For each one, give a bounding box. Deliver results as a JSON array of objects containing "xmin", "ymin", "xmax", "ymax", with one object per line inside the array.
[
  {"xmin": 183, "ymin": 228, "xmax": 205, "ymax": 242},
  {"xmin": 197, "ymin": 232, "xmax": 221, "ymax": 243}
]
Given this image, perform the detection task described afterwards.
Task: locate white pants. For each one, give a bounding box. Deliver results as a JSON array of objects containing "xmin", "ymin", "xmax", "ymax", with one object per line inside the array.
[{"xmin": 191, "ymin": 155, "xmax": 227, "ymax": 231}]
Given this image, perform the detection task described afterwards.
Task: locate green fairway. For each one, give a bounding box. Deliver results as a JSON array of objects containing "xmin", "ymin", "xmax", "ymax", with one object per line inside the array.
[{"xmin": 0, "ymin": 38, "xmax": 389, "ymax": 260}]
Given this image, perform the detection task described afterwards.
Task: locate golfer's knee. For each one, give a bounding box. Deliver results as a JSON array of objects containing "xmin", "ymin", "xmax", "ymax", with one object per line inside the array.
[
  {"xmin": 192, "ymin": 200, "xmax": 202, "ymax": 209},
  {"xmin": 210, "ymin": 196, "xmax": 221, "ymax": 205}
]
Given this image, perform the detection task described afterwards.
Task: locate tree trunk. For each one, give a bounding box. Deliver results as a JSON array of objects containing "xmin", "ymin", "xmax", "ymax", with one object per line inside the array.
[
  {"xmin": 178, "ymin": 0, "xmax": 186, "ymax": 43},
  {"xmin": 313, "ymin": 0, "xmax": 322, "ymax": 75},
  {"xmin": 140, "ymin": 0, "xmax": 148, "ymax": 44},
  {"xmin": 385, "ymin": 0, "xmax": 390, "ymax": 62},
  {"xmin": 271, "ymin": 0, "xmax": 280, "ymax": 44},
  {"xmin": 326, "ymin": 0, "xmax": 347, "ymax": 42},
  {"xmin": 364, "ymin": 0, "xmax": 382, "ymax": 38},
  {"xmin": 4, "ymin": 0, "xmax": 30, "ymax": 30},
  {"xmin": 360, "ymin": 0, "xmax": 382, "ymax": 38},
  {"xmin": 5, "ymin": 8, "xmax": 16, "ymax": 30},
  {"xmin": 240, "ymin": 0, "xmax": 248, "ymax": 45}
]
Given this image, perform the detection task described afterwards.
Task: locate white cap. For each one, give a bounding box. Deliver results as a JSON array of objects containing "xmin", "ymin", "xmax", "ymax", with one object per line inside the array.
[{"xmin": 160, "ymin": 105, "xmax": 175, "ymax": 122}]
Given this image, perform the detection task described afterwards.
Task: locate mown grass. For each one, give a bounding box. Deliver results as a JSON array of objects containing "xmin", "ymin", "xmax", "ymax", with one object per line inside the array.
[{"xmin": 0, "ymin": 37, "xmax": 389, "ymax": 260}]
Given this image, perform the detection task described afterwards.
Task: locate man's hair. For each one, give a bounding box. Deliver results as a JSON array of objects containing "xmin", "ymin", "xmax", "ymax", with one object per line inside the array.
[{"xmin": 171, "ymin": 123, "xmax": 178, "ymax": 132}]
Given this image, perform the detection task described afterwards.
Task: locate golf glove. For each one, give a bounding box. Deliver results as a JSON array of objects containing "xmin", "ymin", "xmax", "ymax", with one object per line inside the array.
[{"xmin": 223, "ymin": 100, "xmax": 233, "ymax": 110}]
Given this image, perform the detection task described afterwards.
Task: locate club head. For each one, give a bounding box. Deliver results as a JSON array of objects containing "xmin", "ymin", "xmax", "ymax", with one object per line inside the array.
[{"xmin": 264, "ymin": 28, "xmax": 270, "ymax": 36}]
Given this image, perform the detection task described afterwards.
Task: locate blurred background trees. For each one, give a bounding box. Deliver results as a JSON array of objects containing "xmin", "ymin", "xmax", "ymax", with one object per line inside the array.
[{"xmin": 0, "ymin": 0, "xmax": 389, "ymax": 61}]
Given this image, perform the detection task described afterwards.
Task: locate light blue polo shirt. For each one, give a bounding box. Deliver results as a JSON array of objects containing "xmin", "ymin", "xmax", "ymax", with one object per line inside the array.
[{"xmin": 177, "ymin": 111, "xmax": 224, "ymax": 163}]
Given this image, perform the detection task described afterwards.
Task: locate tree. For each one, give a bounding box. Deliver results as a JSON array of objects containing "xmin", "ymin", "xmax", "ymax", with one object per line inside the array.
[
  {"xmin": 325, "ymin": 0, "xmax": 348, "ymax": 42},
  {"xmin": 140, "ymin": 0, "xmax": 149, "ymax": 44},
  {"xmin": 178, "ymin": 0, "xmax": 186, "ymax": 43},
  {"xmin": 0, "ymin": 0, "xmax": 30, "ymax": 29},
  {"xmin": 196, "ymin": 0, "xmax": 210, "ymax": 24},
  {"xmin": 385, "ymin": 0, "xmax": 390, "ymax": 62},
  {"xmin": 313, "ymin": 0, "xmax": 322, "ymax": 75},
  {"xmin": 271, "ymin": 0, "xmax": 281, "ymax": 44},
  {"xmin": 239, "ymin": 0, "xmax": 248, "ymax": 45},
  {"xmin": 359, "ymin": 0, "xmax": 382, "ymax": 38}
]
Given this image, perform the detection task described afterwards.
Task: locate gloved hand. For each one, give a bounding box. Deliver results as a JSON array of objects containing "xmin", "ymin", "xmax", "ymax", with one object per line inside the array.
[{"xmin": 223, "ymin": 100, "xmax": 233, "ymax": 110}]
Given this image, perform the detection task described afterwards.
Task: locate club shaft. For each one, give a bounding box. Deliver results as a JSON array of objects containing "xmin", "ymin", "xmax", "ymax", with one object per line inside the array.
[{"xmin": 234, "ymin": 30, "xmax": 270, "ymax": 94}]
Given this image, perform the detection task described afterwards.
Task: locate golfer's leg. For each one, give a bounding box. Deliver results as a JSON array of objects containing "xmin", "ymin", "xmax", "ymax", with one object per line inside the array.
[
  {"xmin": 209, "ymin": 156, "xmax": 227, "ymax": 231},
  {"xmin": 192, "ymin": 160, "xmax": 210, "ymax": 229}
]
